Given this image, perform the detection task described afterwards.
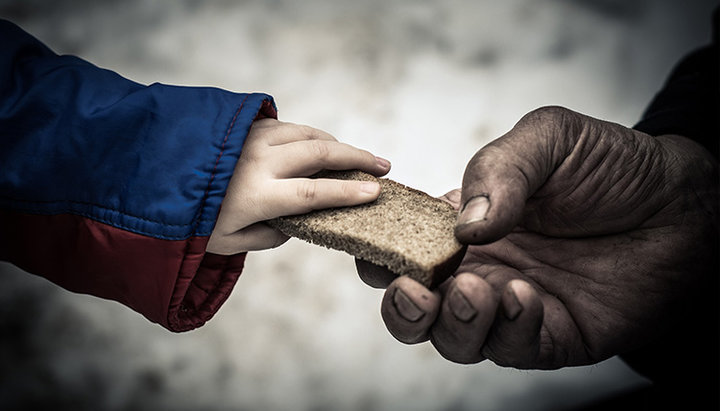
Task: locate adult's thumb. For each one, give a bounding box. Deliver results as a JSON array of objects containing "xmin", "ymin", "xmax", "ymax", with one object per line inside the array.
[{"xmin": 455, "ymin": 106, "xmax": 577, "ymax": 244}]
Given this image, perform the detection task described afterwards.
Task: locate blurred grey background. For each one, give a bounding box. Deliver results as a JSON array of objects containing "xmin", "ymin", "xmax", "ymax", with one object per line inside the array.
[{"xmin": 0, "ymin": 0, "xmax": 716, "ymax": 410}]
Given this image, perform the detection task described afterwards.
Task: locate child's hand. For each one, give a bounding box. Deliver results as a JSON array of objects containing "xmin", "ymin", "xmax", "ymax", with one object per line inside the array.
[{"xmin": 206, "ymin": 118, "xmax": 391, "ymax": 255}]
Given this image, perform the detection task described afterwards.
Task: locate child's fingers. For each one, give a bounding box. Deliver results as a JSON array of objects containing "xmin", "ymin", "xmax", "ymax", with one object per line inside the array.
[
  {"xmin": 264, "ymin": 178, "xmax": 381, "ymax": 218},
  {"xmin": 271, "ymin": 139, "xmax": 390, "ymax": 178},
  {"xmin": 256, "ymin": 121, "xmax": 337, "ymax": 146}
]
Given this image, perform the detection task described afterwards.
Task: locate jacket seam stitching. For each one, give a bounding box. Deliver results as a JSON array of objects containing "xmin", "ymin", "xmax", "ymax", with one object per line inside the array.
[
  {"xmin": 168, "ymin": 97, "xmax": 249, "ymax": 330},
  {"xmin": 189, "ymin": 94, "xmax": 248, "ymax": 235},
  {"xmin": 0, "ymin": 95, "xmax": 254, "ymax": 237}
]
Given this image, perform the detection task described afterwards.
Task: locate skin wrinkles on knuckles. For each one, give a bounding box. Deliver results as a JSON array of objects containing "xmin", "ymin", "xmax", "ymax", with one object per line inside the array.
[
  {"xmin": 307, "ymin": 139, "xmax": 331, "ymax": 162},
  {"xmin": 370, "ymin": 106, "xmax": 718, "ymax": 370}
]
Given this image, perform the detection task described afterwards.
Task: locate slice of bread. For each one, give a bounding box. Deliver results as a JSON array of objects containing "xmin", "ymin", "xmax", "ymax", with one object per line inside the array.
[{"xmin": 267, "ymin": 170, "xmax": 466, "ymax": 288}]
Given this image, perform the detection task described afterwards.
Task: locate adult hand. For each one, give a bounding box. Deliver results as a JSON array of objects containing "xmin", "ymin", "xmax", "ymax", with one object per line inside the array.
[
  {"xmin": 358, "ymin": 106, "xmax": 718, "ymax": 369},
  {"xmin": 207, "ymin": 118, "xmax": 390, "ymax": 254}
]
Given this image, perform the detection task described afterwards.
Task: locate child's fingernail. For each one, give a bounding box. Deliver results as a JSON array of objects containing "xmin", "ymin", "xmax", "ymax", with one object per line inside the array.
[
  {"xmin": 361, "ymin": 182, "xmax": 380, "ymax": 195},
  {"xmin": 457, "ymin": 195, "xmax": 490, "ymax": 226},
  {"xmin": 376, "ymin": 156, "xmax": 391, "ymax": 170}
]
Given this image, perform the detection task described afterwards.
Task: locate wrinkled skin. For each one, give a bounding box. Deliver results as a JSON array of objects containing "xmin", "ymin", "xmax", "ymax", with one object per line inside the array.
[{"xmin": 357, "ymin": 106, "xmax": 718, "ymax": 369}]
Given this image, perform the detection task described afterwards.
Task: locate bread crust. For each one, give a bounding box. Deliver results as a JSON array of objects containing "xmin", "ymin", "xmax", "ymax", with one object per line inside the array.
[{"xmin": 268, "ymin": 170, "xmax": 466, "ymax": 288}]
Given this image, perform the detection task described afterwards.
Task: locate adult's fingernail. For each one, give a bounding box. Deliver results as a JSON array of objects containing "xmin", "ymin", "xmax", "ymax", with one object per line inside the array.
[
  {"xmin": 457, "ymin": 195, "xmax": 490, "ymax": 226},
  {"xmin": 393, "ymin": 288, "xmax": 425, "ymax": 322},
  {"xmin": 376, "ymin": 156, "xmax": 391, "ymax": 170},
  {"xmin": 503, "ymin": 287, "xmax": 523, "ymax": 320},
  {"xmin": 360, "ymin": 181, "xmax": 380, "ymax": 195},
  {"xmin": 449, "ymin": 287, "xmax": 477, "ymax": 322}
]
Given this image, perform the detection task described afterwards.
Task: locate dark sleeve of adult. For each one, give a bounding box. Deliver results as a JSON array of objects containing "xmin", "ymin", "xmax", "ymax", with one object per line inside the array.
[
  {"xmin": 633, "ymin": 32, "xmax": 719, "ymax": 159},
  {"xmin": 619, "ymin": 11, "xmax": 719, "ymax": 409}
]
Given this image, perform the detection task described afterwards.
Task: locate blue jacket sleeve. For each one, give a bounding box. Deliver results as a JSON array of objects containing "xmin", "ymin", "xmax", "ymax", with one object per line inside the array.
[{"xmin": 0, "ymin": 19, "xmax": 277, "ymax": 331}]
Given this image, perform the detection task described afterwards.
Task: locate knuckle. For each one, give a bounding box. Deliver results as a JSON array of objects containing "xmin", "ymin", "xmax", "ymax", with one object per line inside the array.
[
  {"xmin": 303, "ymin": 124, "xmax": 337, "ymax": 142},
  {"xmin": 300, "ymin": 124, "xmax": 320, "ymax": 139},
  {"xmin": 308, "ymin": 139, "xmax": 331, "ymax": 161},
  {"xmin": 250, "ymin": 117, "xmax": 276, "ymax": 132},
  {"xmin": 516, "ymin": 106, "xmax": 578, "ymax": 137},
  {"xmin": 512, "ymin": 106, "xmax": 583, "ymax": 156},
  {"xmin": 296, "ymin": 180, "xmax": 318, "ymax": 202},
  {"xmin": 278, "ymin": 120, "xmax": 297, "ymax": 130},
  {"xmin": 275, "ymin": 121, "xmax": 297, "ymax": 138},
  {"xmin": 524, "ymin": 105, "xmax": 572, "ymax": 124}
]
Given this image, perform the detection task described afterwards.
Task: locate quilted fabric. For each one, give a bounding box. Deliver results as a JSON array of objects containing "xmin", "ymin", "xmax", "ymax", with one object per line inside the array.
[{"xmin": 0, "ymin": 19, "xmax": 276, "ymax": 331}]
